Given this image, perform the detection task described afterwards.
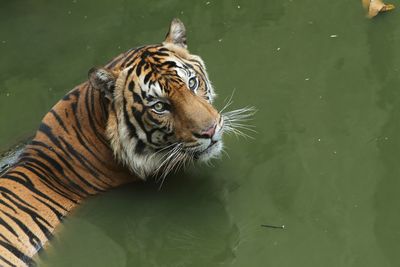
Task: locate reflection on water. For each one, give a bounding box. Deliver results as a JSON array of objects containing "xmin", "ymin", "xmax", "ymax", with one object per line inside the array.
[
  {"xmin": 1, "ymin": 0, "xmax": 400, "ymax": 266},
  {"xmin": 38, "ymin": 171, "xmax": 238, "ymax": 267}
]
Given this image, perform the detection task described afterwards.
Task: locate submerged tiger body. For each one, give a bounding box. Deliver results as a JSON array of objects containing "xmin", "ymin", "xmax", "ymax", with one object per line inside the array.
[{"xmin": 0, "ymin": 19, "xmax": 250, "ymax": 266}]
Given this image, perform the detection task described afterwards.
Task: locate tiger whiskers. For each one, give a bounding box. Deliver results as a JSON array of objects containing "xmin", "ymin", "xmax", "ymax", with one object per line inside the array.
[
  {"xmin": 155, "ymin": 143, "xmax": 183, "ymax": 174},
  {"xmin": 222, "ymin": 106, "xmax": 257, "ymax": 139},
  {"xmin": 220, "ymin": 146, "xmax": 230, "ymax": 159},
  {"xmin": 219, "ymin": 88, "xmax": 237, "ymax": 115},
  {"xmin": 153, "ymin": 143, "xmax": 194, "ymax": 189}
]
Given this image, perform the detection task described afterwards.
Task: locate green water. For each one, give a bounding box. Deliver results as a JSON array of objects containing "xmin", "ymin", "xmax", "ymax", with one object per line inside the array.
[{"xmin": 1, "ymin": 0, "xmax": 400, "ymax": 266}]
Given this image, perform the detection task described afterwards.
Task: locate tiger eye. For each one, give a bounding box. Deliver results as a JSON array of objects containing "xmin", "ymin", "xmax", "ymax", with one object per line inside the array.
[
  {"xmin": 153, "ymin": 102, "xmax": 165, "ymax": 112},
  {"xmin": 188, "ymin": 77, "xmax": 197, "ymax": 90}
]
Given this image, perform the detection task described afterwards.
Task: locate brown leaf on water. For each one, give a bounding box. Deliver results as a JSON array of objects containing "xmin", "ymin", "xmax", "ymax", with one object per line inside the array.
[{"xmin": 362, "ymin": 0, "xmax": 395, "ymax": 18}]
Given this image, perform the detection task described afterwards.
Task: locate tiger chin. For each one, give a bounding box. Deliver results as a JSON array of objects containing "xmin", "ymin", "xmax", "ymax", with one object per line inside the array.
[
  {"xmin": 0, "ymin": 18, "xmax": 253, "ymax": 266},
  {"xmin": 89, "ymin": 18, "xmax": 225, "ymax": 180}
]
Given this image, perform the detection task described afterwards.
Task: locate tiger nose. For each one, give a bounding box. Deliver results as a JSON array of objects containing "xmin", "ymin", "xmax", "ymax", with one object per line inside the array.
[{"xmin": 200, "ymin": 123, "xmax": 217, "ymax": 139}]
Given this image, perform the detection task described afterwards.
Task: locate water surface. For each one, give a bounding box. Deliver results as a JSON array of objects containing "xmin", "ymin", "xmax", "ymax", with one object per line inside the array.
[{"xmin": 1, "ymin": 0, "xmax": 400, "ymax": 266}]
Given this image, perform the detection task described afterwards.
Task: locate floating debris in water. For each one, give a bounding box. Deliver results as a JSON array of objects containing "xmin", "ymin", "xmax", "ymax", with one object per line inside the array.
[
  {"xmin": 305, "ymin": 77, "xmax": 310, "ymax": 81},
  {"xmin": 237, "ymin": 5, "xmax": 241, "ymax": 9},
  {"xmin": 362, "ymin": 0, "xmax": 395, "ymax": 18},
  {"xmin": 218, "ymin": 39, "xmax": 223, "ymax": 42},
  {"xmin": 0, "ymin": 142, "xmax": 28, "ymax": 176},
  {"xmin": 330, "ymin": 34, "xmax": 338, "ymax": 38},
  {"xmin": 0, "ymin": 164, "xmax": 10, "ymax": 172},
  {"xmin": 261, "ymin": 224, "xmax": 285, "ymax": 229},
  {"xmin": 276, "ymin": 47, "xmax": 281, "ymax": 51},
  {"xmin": 206, "ymin": 1, "xmax": 211, "ymax": 5}
]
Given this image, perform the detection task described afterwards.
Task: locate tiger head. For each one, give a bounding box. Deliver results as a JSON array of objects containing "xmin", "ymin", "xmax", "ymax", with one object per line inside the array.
[{"xmin": 88, "ymin": 19, "xmax": 234, "ymax": 179}]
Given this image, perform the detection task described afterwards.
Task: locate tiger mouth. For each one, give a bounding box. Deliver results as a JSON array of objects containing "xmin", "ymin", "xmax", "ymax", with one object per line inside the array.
[{"xmin": 193, "ymin": 140, "xmax": 220, "ymax": 159}]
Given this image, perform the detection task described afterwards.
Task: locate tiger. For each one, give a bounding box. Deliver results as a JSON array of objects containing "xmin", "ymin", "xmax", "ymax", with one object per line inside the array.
[{"xmin": 0, "ymin": 18, "xmax": 252, "ymax": 266}]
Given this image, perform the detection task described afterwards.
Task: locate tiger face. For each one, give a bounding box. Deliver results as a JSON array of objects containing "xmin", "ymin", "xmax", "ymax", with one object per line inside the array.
[{"xmin": 89, "ymin": 19, "xmax": 224, "ymax": 179}]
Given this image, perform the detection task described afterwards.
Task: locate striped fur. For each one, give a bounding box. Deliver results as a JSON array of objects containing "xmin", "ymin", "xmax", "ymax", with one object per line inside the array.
[{"xmin": 0, "ymin": 19, "xmax": 226, "ymax": 266}]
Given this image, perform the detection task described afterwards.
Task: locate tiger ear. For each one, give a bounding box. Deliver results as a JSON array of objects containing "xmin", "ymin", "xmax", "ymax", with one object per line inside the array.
[
  {"xmin": 88, "ymin": 67, "xmax": 119, "ymax": 100},
  {"xmin": 164, "ymin": 18, "xmax": 187, "ymax": 49}
]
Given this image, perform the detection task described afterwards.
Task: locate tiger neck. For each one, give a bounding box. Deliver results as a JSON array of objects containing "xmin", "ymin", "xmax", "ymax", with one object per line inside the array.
[
  {"xmin": 25, "ymin": 82, "xmax": 135, "ymax": 199},
  {"xmin": 0, "ymin": 82, "xmax": 134, "ymax": 264}
]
